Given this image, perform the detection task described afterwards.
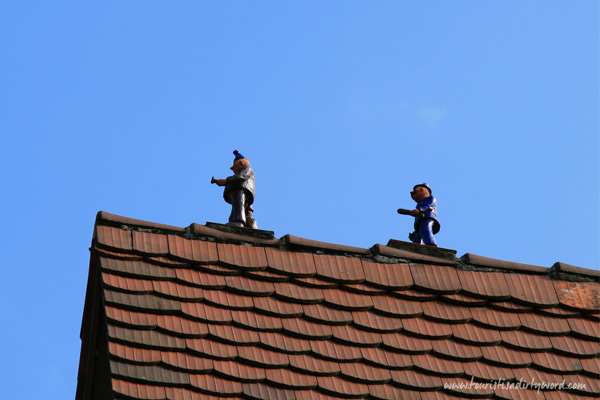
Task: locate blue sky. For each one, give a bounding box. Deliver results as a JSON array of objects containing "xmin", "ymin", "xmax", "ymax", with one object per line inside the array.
[{"xmin": 1, "ymin": 2, "xmax": 598, "ymax": 398}]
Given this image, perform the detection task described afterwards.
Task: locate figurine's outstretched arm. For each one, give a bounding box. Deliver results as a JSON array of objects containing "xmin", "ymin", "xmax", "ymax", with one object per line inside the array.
[{"xmin": 210, "ymin": 176, "xmax": 227, "ymax": 186}]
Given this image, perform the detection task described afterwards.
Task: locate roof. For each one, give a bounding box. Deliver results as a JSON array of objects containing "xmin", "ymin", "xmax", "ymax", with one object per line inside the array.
[{"xmin": 76, "ymin": 211, "xmax": 600, "ymax": 400}]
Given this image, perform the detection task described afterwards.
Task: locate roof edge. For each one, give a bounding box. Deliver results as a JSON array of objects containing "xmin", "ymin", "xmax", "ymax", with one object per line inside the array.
[
  {"xmin": 96, "ymin": 211, "xmax": 186, "ymax": 233},
  {"xmin": 551, "ymin": 262, "xmax": 600, "ymax": 281},
  {"xmin": 460, "ymin": 253, "xmax": 549, "ymax": 274}
]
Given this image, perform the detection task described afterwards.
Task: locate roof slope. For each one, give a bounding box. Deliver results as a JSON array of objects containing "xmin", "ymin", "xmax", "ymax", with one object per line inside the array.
[{"xmin": 77, "ymin": 212, "xmax": 600, "ymax": 400}]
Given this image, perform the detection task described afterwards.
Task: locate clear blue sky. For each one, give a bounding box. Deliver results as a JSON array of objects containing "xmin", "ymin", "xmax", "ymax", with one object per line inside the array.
[{"xmin": 1, "ymin": 2, "xmax": 598, "ymax": 398}]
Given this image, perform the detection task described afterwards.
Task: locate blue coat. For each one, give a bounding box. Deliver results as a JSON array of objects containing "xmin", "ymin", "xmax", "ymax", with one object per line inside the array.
[{"xmin": 414, "ymin": 195, "xmax": 440, "ymax": 234}]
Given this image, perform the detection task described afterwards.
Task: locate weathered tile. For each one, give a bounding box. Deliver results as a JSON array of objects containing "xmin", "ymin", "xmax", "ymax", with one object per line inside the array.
[{"xmin": 554, "ymin": 281, "xmax": 600, "ymax": 311}]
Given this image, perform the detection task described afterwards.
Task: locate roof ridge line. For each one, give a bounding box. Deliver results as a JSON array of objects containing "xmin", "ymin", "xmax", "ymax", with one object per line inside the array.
[{"xmin": 95, "ymin": 211, "xmax": 598, "ymax": 281}]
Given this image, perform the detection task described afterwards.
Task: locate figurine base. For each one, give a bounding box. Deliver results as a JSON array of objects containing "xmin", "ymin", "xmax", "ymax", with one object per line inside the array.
[
  {"xmin": 205, "ymin": 222, "xmax": 275, "ymax": 240},
  {"xmin": 386, "ymin": 239, "xmax": 457, "ymax": 261}
]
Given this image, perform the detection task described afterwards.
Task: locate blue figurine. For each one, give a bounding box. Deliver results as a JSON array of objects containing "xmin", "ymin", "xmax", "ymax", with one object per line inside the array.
[
  {"xmin": 406, "ymin": 183, "xmax": 440, "ymax": 246},
  {"xmin": 211, "ymin": 150, "xmax": 256, "ymax": 228}
]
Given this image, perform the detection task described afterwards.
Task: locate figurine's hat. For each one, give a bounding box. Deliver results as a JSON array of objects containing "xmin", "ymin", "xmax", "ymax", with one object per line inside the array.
[
  {"xmin": 233, "ymin": 150, "xmax": 246, "ymax": 161},
  {"xmin": 412, "ymin": 183, "xmax": 432, "ymax": 195}
]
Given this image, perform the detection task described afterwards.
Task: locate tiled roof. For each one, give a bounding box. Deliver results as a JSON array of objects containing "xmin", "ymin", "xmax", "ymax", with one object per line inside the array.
[{"xmin": 77, "ymin": 211, "xmax": 600, "ymax": 400}]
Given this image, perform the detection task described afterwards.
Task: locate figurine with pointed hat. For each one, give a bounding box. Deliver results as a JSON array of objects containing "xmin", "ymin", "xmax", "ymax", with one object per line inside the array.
[
  {"xmin": 211, "ymin": 150, "xmax": 256, "ymax": 228},
  {"xmin": 399, "ymin": 183, "xmax": 440, "ymax": 246}
]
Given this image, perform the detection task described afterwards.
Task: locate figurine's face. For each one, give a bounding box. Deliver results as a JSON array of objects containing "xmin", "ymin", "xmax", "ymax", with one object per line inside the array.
[
  {"xmin": 411, "ymin": 186, "xmax": 430, "ymax": 202},
  {"xmin": 230, "ymin": 158, "xmax": 249, "ymax": 173}
]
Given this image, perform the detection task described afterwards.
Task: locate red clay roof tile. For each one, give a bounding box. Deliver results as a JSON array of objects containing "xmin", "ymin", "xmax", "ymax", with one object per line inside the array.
[
  {"xmin": 112, "ymin": 378, "xmax": 167, "ymax": 400},
  {"xmin": 390, "ymin": 369, "xmax": 444, "ymax": 390},
  {"xmin": 189, "ymin": 373, "xmax": 243, "ymax": 396},
  {"xmin": 360, "ymin": 346, "xmax": 412, "ymax": 369},
  {"xmin": 362, "ymin": 260, "xmax": 413, "ymax": 289},
  {"xmin": 371, "ymin": 295, "xmax": 423, "ymax": 318},
  {"xmin": 420, "ymin": 301, "xmax": 472, "ymax": 324},
  {"xmin": 480, "ymin": 345, "xmax": 532, "ymax": 368},
  {"xmin": 310, "ymin": 340, "xmax": 362, "ymax": 362},
  {"xmin": 314, "ymin": 254, "xmax": 365, "ymax": 283},
  {"xmin": 316, "ymin": 375, "xmax": 370, "ymax": 398},
  {"xmin": 351, "ymin": 310, "xmax": 403, "ymax": 333},
  {"xmin": 410, "ymin": 264, "xmax": 461, "ymax": 294},
  {"xmin": 412, "ymin": 353, "xmax": 464, "ymax": 377},
  {"xmin": 281, "ymin": 318, "xmax": 333, "ymax": 340},
  {"xmin": 470, "ymin": 307, "xmax": 521, "ymax": 330},
  {"xmin": 265, "ymin": 247, "xmax": 317, "ymax": 277},
  {"xmin": 108, "ymin": 342, "xmax": 162, "ymax": 364},
  {"xmin": 549, "ymin": 335, "xmax": 600, "ymax": 358},
  {"xmin": 288, "ymin": 353, "xmax": 340, "ymax": 376},
  {"xmin": 264, "ymin": 367, "xmax": 318, "ymax": 389},
  {"xmin": 402, "ymin": 317, "xmax": 453, "ymax": 339},
  {"xmin": 258, "ymin": 331, "xmax": 311, "ymax": 354},
  {"xmin": 430, "ymin": 339, "xmax": 482, "ymax": 362},
  {"xmin": 322, "ymin": 288, "xmax": 373, "ymax": 311},
  {"xmin": 450, "ymin": 323, "xmax": 502, "ymax": 346},
  {"xmin": 231, "ymin": 309, "xmax": 283, "ymax": 332},
  {"xmin": 132, "ymin": 230, "xmax": 169, "ymax": 255},
  {"xmin": 167, "ymin": 234, "xmax": 218, "ymax": 263},
  {"xmin": 202, "ymin": 289, "xmax": 254, "ymax": 310},
  {"xmin": 78, "ymin": 214, "xmax": 600, "ymax": 400},
  {"xmin": 212, "ymin": 360, "xmax": 266, "ymax": 382},
  {"xmin": 185, "ymin": 338, "xmax": 238, "ymax": 360},
  {"xmin": 303, "ymin": 303, "xmax": 353, "ymax": 325},
  {"xmin": 252, "ymin": 296, "xmax": 304, "ymax": 318},
  {"xmin": 504, "ymin": 274, "xmax": 559, "ymax": 307},
  {"xmin": 160, "ymin": 351, "xmax": 214, "ymax": 373},
  {"xmin": 519, "ymin": 313, "xmax": 570, "ymax": 336},
  {"xmin": 155, "ymin": 314, "xmax": 209, "ymax": 337},
  {"xmin": 216, "ymin": 243, "xmax": 268, "ymax": 270},
  {"xmin": 174, "ymin": 268, "xmax": 226, "ymax": 289},
  {"xmin": 381, "ymin": 332, "xmax": 432, "ymax": 354},
  {"xmin": 455, "ymin": 269, "xmax": 511, "ymax": 300},
  {"xmin": 274, "ymin": 281, "xmax": 324, "ymax": 304},
  {"xmin": 339, "ymin": 362, "xmax": 392, "ymax": 384},
  {"xmin": 553, "ymin": 281, "xmax": 600, "ymax": 312},
  {"xmin": 500, "ymin": 330, "xmax": 552, "ymax": 352},
  {"xmin": 96, "ymin": 225, "xmax": 133, "ymax": 251}
]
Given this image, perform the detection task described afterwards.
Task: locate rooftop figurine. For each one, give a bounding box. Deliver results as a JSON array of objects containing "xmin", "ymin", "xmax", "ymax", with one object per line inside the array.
[
  {"xmin": 397, "ymin": 183, "xmax": 440, "ymax": 246},
  {"xmin": 211, "ymin": 150, "xmax": 257, "ymax": 228}
]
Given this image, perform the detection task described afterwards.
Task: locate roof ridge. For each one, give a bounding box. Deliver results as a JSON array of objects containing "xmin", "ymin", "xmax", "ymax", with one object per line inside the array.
[{"xmin": 94, "ymin": 211, "xmax": 599, "ymax": 282}]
